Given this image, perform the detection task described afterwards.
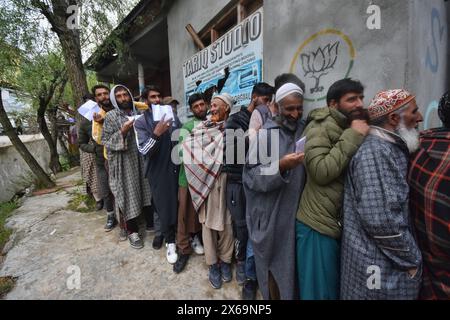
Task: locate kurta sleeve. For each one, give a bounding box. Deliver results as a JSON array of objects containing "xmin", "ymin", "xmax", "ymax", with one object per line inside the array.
[
  {"xmin": 243, "ymin": 128, "xmax": 290, "ymax": 193},
  {"xmin": 352, "ymin": 146, "xmax": 422, "ymax": 270},
  {"xmin": 305, "ymin": 125, "xmax": 364, "ymax": 186},
  {"xmin": 101, "ymin": 112, "xmax": 128, "ymax": 152},
  {"xmin": 134, "ymin": 113, "xmax": 160, "ymax": 157}
]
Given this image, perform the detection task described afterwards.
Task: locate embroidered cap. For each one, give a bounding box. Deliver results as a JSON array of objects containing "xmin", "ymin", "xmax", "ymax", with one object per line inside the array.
[{"xmin": 368, "ymin": 89, "xmax": 416, "ymax": 120}]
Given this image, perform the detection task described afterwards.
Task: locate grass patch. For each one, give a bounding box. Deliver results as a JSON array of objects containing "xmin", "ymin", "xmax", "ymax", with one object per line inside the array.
[
  {"xmin": 59, "ymin": 155, "xmax": 71, "ymax": 172},
  {"xmin": 0, "ymin": 276, "xmax": 17, "ymax": 298},
  {"xmin": 67, "ymin": 190, "xmax": 96, "ymax": 213},
  {"xmin": 0, "ymin": 200, "xmax": 19, "ymax": 253}
]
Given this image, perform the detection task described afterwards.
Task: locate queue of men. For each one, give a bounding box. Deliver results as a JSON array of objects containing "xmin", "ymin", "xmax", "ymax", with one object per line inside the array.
[{"xmin": 79, "ymin": 75, "xmax": 449, "ymax": 300}]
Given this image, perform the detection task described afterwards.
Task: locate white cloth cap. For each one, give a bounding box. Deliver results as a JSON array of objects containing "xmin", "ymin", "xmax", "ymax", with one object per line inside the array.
[
  {"xmin": 275, "ymin": 83, "xmax": 304, "ymax": 103},
  {"xmin": 213, "ymin": 93, "xmax": 234, "ymax": 109}
]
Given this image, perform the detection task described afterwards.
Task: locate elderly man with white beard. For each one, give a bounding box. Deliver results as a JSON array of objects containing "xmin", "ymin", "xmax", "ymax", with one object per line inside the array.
[{"xmin": 340, "ymin": 89, "xmax": 424, "ymax": 300}]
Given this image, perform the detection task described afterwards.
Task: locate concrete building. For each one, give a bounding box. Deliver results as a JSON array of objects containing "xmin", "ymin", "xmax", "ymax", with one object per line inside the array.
[{"xmin": 87, "ymin": 0, "xmax": 449, "ymax": 128}]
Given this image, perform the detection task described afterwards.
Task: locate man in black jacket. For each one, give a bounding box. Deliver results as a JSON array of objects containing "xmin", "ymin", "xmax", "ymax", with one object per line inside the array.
[
  {"xmin": 223, "ymin": 83, "xmax": 274, "ymax": 299},
  {"xmin": 79, "ymin": 85, "xmax": 117, "ymax": 232}
]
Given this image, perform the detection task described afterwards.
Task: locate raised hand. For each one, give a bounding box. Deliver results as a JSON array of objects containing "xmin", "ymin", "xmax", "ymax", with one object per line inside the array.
[{"xmin": 153, "ymin": 114, "xmax": 173, "ymax": 137}]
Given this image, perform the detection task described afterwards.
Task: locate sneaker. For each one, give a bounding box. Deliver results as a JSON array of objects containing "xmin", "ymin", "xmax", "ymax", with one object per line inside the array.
[
  {"xmin": 221, "ymin": 262, "xmax": 232, "ymax": 282},
  {"xmin": 128, "ymin": 232, "xmax": 144, "ymax": 249},
  {"xmin": 152, "ymin": 235, "xmax": 164, "ymax": 250},
  {"xmin": 145, "ymin": 225, "xmax": 154, "ymax": 233},
  {"xmin": 236, "ymin": 260, "xmax": 246, "ymax": 285},
  {"xmin": 166, "ymin": 243, "xmax": 178, "ymax": 264},
  {"xmin": 119, "ymin": 228, "xmax": 127, "ymax": 241},
  {"xmin": 191, "ymin": 234, "xmax": 204, "ymax": 255},
  {"xmin": 173, "ymin": 253, "xmax": 189, "ymax": 274},
  {"xmin": 104, "ymin": 214, "xmax": 117, "ymax": 232},
  {"xmin": 95, "ymin": 200, "xmax": 104, "ymax": 211},
  {"xmin": 209, "ymin": 263, "xmax": 222, "ymax": 289},
  {"xmin": 242, "ymin": 279, "xmax": 257, "ymax": 300}
]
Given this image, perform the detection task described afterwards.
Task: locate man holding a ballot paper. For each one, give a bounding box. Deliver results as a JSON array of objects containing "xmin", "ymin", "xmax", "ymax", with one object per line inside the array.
[
  {"xmin": 134, "ymin": 88, "xmax": 182, "ymax": 265},
  {"xmin": 243, "ymin": 83, "xmax": 306, "ymax": 300},
  {"xmin": 102, "ymin": 85, "xmax": 152, "ymax": 249}
]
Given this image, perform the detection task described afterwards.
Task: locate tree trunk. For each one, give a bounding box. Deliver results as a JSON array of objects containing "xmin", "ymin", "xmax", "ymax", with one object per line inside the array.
[
  {"xmin": 0, "ymin": 90, "xmax": 55, "ymax": 188},
  {"xmin": 37, "ymin": 102, "xmax": 61, "ymax": 174},
  {"xmin": 58, "ymin": 31, "xmax": 88, "ymax": 110},
  {"xmin": 33, "ymin": 0, "xmax": 89, "ymax": 110}
]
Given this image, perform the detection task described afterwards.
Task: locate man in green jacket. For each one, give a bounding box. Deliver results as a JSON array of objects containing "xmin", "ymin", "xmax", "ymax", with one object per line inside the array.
[{"xmin": 296, "ymin": 78, "xmax": 370, "ymax": 300}]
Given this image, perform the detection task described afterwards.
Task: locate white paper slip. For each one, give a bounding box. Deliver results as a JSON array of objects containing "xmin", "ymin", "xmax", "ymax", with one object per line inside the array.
[
  {"xmin": 78, "ymin": 100, "xmax": 100, "ymax": 121},
  {"xmin": 295, "ymin": 136, "xmax": 307, "ymax": 153},
  {"xmin": 127, "ymin": 115, "xmax": 143, "ymax": 122},
  {"xmin": 152, "ymin": 104, "xmax": 174, "ymax": 121}
]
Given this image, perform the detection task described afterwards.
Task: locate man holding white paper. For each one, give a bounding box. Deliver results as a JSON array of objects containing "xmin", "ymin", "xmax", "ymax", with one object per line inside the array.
[
  {"xmin": 102, "ymin": 85, "xmax": 152, "ymax": 249},
  {"xmin": 134, "ymin": 87, "xmax": 182, "ymax": 265},
  {"xmin": 243, "ymin": 83, "xmax": 306, "ymax": 300}
]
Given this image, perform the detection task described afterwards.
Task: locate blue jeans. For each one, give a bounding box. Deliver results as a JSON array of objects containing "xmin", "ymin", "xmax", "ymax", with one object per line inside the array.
[{"xmin": 245, "ymin": 241, "xmax": 257, "ymax": 281}]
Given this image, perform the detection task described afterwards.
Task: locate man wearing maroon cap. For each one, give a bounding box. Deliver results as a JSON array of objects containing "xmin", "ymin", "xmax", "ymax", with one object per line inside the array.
[{"xmin": 340, "ymin": 89, "xmax": 424, "ymax": 300}]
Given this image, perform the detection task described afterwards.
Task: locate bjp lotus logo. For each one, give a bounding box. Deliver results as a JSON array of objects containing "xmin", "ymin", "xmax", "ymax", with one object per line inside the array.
[
  {"xmin": 290, "ymin": 29, "xmax": 355, "ymax": 103},
  {"xmin": 301, "ymin": 42, "xmax": 340, "ymax": 94}
]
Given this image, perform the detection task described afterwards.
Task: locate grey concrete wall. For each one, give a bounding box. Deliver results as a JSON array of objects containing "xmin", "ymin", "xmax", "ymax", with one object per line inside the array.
[
  {"xmin": 264, "ymin": 0, "xmax": 408, "ymax": 116},
  {"xmin": 168, "ymin": 0, "xmax": 448, "ymax": 129},
  {"xmin": 0, "ymin": 137, "xmax": 51, "ymax": 202},
  {"xmin": 264, "ymin": 0, "xmax": 447, "ymax": 128},
  {"xmin": 407, "ymin": 0, "xmax": 448, "ymax": 129},
  {"xmin": 168, "ymin": 0, "xmax": 233, "ymax": 120}
]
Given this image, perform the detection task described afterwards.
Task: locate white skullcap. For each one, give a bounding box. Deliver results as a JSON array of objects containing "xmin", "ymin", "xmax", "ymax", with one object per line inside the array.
[
  {"xmin": 275, "ymin": 83, "xmax": 304, "ymax": 103},
  {"xmin": 213, "ymin": 93, "xmax": 234, "ymax": 109}
]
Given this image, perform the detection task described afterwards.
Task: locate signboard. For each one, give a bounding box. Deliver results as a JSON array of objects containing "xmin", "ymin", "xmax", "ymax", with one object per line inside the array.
[{"xmin": 183, "ymin": 8, "xmax": 263, "ymax": 108}]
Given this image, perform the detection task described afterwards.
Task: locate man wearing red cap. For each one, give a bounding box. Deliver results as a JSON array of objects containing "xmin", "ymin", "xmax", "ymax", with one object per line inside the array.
[{"xmin": 340, "ymin": 89, "xmax": 424, "ymax": 300}]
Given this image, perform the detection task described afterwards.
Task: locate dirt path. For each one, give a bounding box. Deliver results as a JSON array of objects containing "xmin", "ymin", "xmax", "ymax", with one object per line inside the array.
[{"xmin": 0, "ymin": 169, "xmax": 242, "ymax": 300}]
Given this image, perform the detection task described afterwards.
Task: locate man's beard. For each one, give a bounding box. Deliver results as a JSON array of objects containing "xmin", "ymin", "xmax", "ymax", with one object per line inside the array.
[
  {"xmin": 397, "ymin": 120, "xmax": 420, "ymax": 154},
  {"xmin": 280, "ymin": 115, "xmax": 299, "ymax": 132},
  {"xmin": 99, "ymin": 100, "xmax": 113, "ymax": 111},
  {"xmin": 118, "ymin": 100, "xmax": 133, "ymax": 110},
  {"xmin": 347, "ymin": 108, "xmax": 370, "ymax": 123},
  {"xmin": 340, "ymin": 107, "xmax": 370, "ymax": 124},
  {"xmin": 195, "ymin": 111, "xmax": 207, "ymax": 121}
]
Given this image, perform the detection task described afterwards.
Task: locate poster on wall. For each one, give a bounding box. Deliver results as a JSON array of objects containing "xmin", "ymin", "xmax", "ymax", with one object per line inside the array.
[{"xmin": 182, "ymin": 7, "xmax": 263, "ymax": 109}]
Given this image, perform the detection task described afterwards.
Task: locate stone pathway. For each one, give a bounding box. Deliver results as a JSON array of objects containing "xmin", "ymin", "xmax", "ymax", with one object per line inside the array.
[{"xmin": 0, "ymin": 169, "xmax": 243, "ymax": 300}]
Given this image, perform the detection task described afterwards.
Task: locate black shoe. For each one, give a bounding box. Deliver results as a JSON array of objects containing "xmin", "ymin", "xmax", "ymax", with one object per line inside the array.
[
  {"xmin": 152, "ymin": 235, "xmax": 164, "ymax": 250},
  {"xmin": 173, "ymin": 254, "xmax": 189, "ymax": 274},
  {"xmin": 242, "ymin": 279, "xmax": 257, "ymax": 300},
  {"xmin": 95, "ymin": 200, "xmax": 104, "ymax": 211},
  {"xmin": 220, "ymin": 262, "xmax": 232, "ymax": 282},
  {"xmin": 128, "ymin": 232, "xmax": 144, "ymax": 249},
  {"xmin": 209, "ymin": 263, "xmax": 222, "ymax": 289},
  {"xmin": 104, "ymin": 215, "xmax": 117, "ymax": 232}
]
